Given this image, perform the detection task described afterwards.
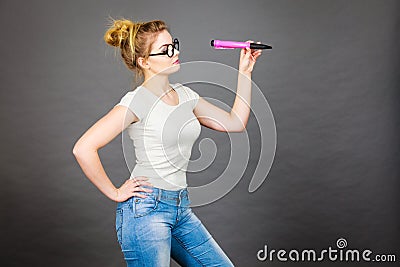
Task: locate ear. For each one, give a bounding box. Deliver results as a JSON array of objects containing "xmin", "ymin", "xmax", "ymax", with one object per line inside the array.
[{"xmin": 137, "ymin": 56, "xmax": 150, "ymax": 70}]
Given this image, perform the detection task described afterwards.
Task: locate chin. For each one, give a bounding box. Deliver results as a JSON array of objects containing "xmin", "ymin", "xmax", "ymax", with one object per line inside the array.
[
  {"xmin": 171, "ymin": 64, "xmax": 181, "ymax": 72},
  {"xmin": 158, "ymin": 64, "xmax": 180, "ymax": 75}
]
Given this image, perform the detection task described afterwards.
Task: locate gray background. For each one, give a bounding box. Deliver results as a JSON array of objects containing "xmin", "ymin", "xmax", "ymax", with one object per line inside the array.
[{"xmin": 1, "ymin": 0, "xmax": 399, "ymax": 266}]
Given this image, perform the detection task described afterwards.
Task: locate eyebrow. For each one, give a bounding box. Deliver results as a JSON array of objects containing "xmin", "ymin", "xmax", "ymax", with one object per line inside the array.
[{"xmin": 158, "ymin": 41, "xmax": 173, "ymax": 49}]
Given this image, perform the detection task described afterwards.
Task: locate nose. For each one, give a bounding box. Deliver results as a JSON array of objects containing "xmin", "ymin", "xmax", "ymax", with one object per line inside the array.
[{"xmin": 172, "ymin": 50, "xmax": 180, "ymax": 61}]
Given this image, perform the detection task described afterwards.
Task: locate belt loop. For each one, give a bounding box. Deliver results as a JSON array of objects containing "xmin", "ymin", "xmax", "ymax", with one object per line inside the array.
[
  {"xmin": 157, "ymin": 187, "xmax": 161, "ymax": 201},
  {"xmin": 178, "ymin": 189, "xmax": 183, "ymax": 207}
]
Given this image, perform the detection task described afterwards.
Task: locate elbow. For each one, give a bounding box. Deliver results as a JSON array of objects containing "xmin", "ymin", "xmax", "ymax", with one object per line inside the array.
[
  {"xmin": 240, "ymin": 123, "xmax": 248, "ymax": 132},
  {"xmin": 72, "ymin": 144, "xmax": 82, "ymax": 158},
  {"xmin": 73, "ymin": 141, "xmax": 99, "ymax": 157},
  {"xmin": 237, "ymin": 121, "xmax": 248, "ymax": 132},
  {"xmin": 228, "ymin": 113, "xmax": 248, "ymax": 132},
  {"xmin": 229, "ymin": 120, "xmax": 247, "ymax": 133},
  {"xmin": 231, "ymin": 126, "xmax": 246, "ymax": 133},
  {"xmin": 72, "ymin": 138, "xmax": 84, "ymax": 156},
  {"xmin": 226, "ymin": 123, "xmax": 246, "ymax": 132},
  {"xmin": 72, "ymin": 141, "xmax": 93, "ymax": 158},
  {"xmin": 238, "ymin": 126, "xmax": 247, "ymax": 132}
]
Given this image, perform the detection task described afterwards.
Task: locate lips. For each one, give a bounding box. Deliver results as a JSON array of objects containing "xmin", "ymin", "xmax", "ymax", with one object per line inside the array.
[{"xmin": 173, "ymin": 59, "xmax": 180, "ymax": 64}]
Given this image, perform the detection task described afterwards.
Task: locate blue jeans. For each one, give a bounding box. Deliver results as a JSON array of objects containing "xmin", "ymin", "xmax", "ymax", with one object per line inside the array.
[{"xmin": 115, "ymin": 186, "xmax": 235, "ymax": 267}]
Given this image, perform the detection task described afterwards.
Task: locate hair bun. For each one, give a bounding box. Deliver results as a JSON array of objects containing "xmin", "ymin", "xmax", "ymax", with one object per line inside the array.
[{"xmin": 104, "ymin": 19, "xmax": 135, "ymax": 48}]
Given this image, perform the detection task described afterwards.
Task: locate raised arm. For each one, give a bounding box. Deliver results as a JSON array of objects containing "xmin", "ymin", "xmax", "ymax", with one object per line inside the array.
[{"xmin": 193, "ymin": 40, "xmax": 262, "ymax": 132}]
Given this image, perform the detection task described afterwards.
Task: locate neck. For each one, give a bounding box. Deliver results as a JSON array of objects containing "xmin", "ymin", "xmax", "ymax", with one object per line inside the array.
[{"xmin": 142, "ymin": 74, "xmax": 172, "ymax": 96}]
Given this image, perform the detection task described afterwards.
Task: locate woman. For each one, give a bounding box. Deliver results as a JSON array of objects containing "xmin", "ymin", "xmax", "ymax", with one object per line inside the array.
[{"xmin": 73, "ymin": 18, "xmax": 262, "ymax": 266}]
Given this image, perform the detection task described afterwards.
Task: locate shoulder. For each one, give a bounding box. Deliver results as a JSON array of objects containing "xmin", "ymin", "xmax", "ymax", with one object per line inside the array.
[
  {"xmin": 121, "ymin": 87, "xmax": 142, "ymax": 98},
  {"xmin": 114, "ymin": 87, "xmax": 147, "ymax": 120},
  {"xmin": 173, "ymin": 83, "xmax": 199, "ymax": 99},
  {"xmin": 117, "ymin": 87, "xmax": 141, "ymax": 102}
]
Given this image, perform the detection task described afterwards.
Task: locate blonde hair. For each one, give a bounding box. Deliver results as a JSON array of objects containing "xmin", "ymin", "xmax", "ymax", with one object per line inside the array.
[{"xmin": 104, "ymin": 17, "xmax": 168, "ymax": 84}]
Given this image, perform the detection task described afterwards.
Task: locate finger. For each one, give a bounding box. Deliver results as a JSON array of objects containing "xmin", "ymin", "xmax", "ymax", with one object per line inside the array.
[
  {"xmin": 130, "ymin": 184, "xmax": 150, "ymax": 193},
  {"xmin": 243, "ymin": 40, "xmax": 254, "ymax": 53},
  {"xmin": 252, "ymin": 51, "xmax": 262, "ymax": 58},
  {"xmin": 130, "ymin": 183, "xmax": 152, "ymax": 193},
  {"xmin": 128, "ymin": 182, "xmax": 141, "ymax": 192},
  {"xmin": 134, "ymin": 180, "xmax": 153, "ymax": 187},
  {"xmin": 247, "ymin": 40, "xmax": 254, "ymax": 50},
  {"xmin": 142, "ymin": 188, "xmax": 153, "ymax": 193},
  {"xmin": 136, "ymin": 184, "xmax": 153, "ymax": 192},
  {"xmin": 134, "ymin": 176, "xmax": 149, "ymax": 181},
  {"xmin": 132, "ymin": 192, "xmax": 148, "ymax": 198},
  {"xmin": 130, "ymin": 177, "xmax": 147, "ymax": 185},
  {"xmin": 141, "ymin": 181, "xmax": 154, "ymax": 187},
  {"xmin": 248, "ymin": 41, "xmax": 260, "ymax": 52}
]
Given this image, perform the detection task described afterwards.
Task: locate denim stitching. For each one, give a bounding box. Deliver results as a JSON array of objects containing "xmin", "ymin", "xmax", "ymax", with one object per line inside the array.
[
  {"xmin": 133, "ymin": 194, "xmax": 159, "ymax": 218},
  {"xmin": 115, "ymin": 208, "xmax": 123, "ymax": 246},
  {"xmin": 172, "ymin": 235, "xmax": 206, "ymax": 267}
]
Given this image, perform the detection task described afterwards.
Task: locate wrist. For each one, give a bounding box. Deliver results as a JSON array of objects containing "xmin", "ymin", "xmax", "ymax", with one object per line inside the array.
[
  {"xmin": 239, "ymin": 69, "xmax": 252, "ymax": 76},
  {"xmin": 108, "ymin": 187, "xmax": 119, "ymax": 202},
  {"xmin": 239, "ymin": 71, "xmax": 252, "ymax": 79}
]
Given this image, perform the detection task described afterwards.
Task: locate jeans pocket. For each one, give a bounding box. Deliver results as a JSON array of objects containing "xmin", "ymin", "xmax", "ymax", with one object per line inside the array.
[
  {"xmin": 133, "ymin": 193, "xmax": 158, "ymax": 218},
  {"xmin": 115, "ymin": 208, "xmax": 123, "ymax": 246}
]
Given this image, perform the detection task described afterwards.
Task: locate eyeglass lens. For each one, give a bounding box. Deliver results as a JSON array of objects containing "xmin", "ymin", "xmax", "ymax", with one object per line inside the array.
[{"xmin": 167, "ymin": 39, "xmax": 179, "ymax": 57}]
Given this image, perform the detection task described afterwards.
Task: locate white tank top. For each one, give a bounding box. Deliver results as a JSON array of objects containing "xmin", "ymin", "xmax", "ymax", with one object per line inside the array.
[{"xmin": 115, "ymin": 83, "xmax": 201, "ymax": 190}]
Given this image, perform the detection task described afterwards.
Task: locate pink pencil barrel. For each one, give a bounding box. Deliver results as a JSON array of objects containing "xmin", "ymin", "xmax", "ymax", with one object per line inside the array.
[{"xmin": 212, "ymin": 40, "xmax": 250, "ymax": 49}]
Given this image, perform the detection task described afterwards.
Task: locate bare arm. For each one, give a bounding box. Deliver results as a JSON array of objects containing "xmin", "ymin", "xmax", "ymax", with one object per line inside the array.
[
  {"xmin": 193, "ymin": 40, "xmax": 262, "ymax": 132},
  {"xmin": 194, "ymin": 71, "xmax": 252, "ymax": 132},
  {"xmin": 72, "ymin": 105, "xmax": 138, "ymax": 201}
]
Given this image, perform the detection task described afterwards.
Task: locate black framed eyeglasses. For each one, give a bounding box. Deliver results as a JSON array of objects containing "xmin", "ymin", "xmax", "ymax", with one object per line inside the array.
[{"xmin": 149, "ymin": 38, "xmax": 179, "ymax": 58}]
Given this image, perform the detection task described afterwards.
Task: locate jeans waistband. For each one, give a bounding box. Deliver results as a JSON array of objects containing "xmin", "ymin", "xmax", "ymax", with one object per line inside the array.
[{"xmin": 142, "ymin": 186, "xmax": 190, "ymax": 207}]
